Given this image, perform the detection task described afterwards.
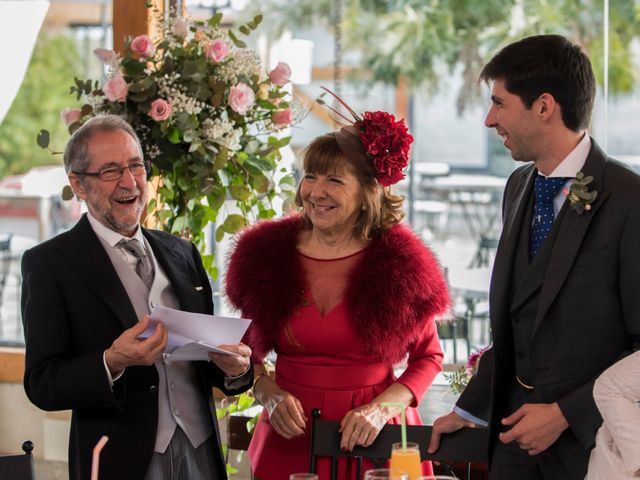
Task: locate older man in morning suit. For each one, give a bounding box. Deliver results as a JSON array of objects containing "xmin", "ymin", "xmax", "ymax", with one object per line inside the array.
[
  {"xmin": 22, "ymin": 115, "xmax": 253, "ymax": 480},
  {"xmin": 428, "ymin": 35, "xmax": 640, "ymax": 479}
]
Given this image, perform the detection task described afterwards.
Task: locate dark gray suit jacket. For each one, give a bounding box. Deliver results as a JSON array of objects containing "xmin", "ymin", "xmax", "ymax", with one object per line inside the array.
[
  {"xmin": 457, "ymin": 139, "xmax": 640, "ymax": 469},
  {"xmin": 21, "ymin": 215, "xmax": 251, "ymax": 480}
]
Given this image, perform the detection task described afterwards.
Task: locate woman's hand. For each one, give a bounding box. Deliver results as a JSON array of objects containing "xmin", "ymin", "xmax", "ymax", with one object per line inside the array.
[
  {"xmin": 263, "ymin": 390, "xmax": 307, "ymax": 439},
  {"xmin": 254, "ymin": 373, "xmax": 307, "ymax": 439},
  {"xmin": 339, "ymin": 402, "xmax": 396, "ymax": 451}
]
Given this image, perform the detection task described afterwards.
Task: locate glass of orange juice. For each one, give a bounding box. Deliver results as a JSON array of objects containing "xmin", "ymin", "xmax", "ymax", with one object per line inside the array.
[{"xmin": 390, "ymin": 442, "xmax": 422, "ymax": 480}]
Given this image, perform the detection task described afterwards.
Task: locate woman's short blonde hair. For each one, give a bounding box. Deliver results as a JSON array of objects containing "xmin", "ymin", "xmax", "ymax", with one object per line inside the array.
[{"xmin": 294, "ymin": 133, "xmax": 404, "ymax": 240}]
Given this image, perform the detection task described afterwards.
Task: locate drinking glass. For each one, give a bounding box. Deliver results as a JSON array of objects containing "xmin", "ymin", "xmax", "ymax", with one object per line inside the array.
[
  {"xmin": 363, "ymin": 468, "xmax": 409, "ymax": 480},
  {"xmin": 289, "ymin": 474, "xmax": 319, "ymax": 480},
  {"xmin": 389, "ymin": 442, "xmax": 422, "ymax": 480}
]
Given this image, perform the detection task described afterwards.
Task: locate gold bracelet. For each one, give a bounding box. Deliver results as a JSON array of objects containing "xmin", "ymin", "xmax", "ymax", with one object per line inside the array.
[{"xmin": 253, "ymin": 372, "xmax": 271, "ymax": 389}]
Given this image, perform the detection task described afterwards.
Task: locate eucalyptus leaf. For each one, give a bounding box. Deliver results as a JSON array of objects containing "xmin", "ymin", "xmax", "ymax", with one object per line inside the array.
[
  {"xmin": 61, "ymin": 185, "xmax": 75, "ymax": 201},
  {"xmin": 208, "ymin": 12, "xmax": 223, "ymax": 27},
  {"xmin": 213, "ymin": 149, "xmax": 229, "ymax": 172},
  {"xmin": 168, "ymin": 127, "xmax": 181, "ymax": 144},
  {"xmin": 177, "ymin": 176, "xmax": 191, "ymax": 191},
  {"xmin": 576, "ymin": 190, "xmax": 592, "ymax": 200},
  {"xmin": 215, "ymin": 224, "xmax": 226, "ymax": 242},
  {"xmin": 228, "ymin": 31, "xmax": 247, "ymax": 49},
  {"xmin": 229, "ymin": 185, "xmax": 252, "ymax": 201},
  {"xmin": 279, "ymin": 175, "xmax": 296, "ymax": 186},
  {"xmin": 207, "ymin": 188, "xmax": 226, "ymax": 212},
  {"xmin": 36, "ymin": 130, "xmax": 50, "ymax": 149},
  {"xmin": 223, "ymin": 214, "xmax": 247, "ymax": 234},
  {"xmin": 251, "ymin": 174, "xmax": 270, "ymax": 193},
  {"xmin": 171, "ymin": 215, "xmax": 186, "ymax": 235}
]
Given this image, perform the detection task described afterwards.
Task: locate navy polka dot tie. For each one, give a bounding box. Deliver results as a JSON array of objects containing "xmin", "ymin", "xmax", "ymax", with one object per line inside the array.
[{"xmin": 529, "ymin": 176, "xmax": 569, "ymax": 259}]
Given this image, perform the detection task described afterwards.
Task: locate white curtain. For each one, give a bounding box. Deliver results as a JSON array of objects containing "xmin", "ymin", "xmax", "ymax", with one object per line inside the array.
[{"xmin": 0, "ymin": 1, "xmax": 49, "ymax": 124}]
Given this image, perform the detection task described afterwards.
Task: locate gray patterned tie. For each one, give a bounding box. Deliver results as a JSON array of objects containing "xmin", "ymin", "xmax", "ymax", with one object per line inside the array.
[{"xmin": 118, "ymin": 238, "xmax": 154, "ymax": 289}]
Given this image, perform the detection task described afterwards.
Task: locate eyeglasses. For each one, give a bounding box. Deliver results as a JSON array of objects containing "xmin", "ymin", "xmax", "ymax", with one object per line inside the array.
[{"xmin": 72, "ymin": 161, "xmax": 150, "ymax": 182}]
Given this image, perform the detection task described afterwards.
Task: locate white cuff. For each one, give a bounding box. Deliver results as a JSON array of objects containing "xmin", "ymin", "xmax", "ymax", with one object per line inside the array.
[
  {"xmin": 454, "ymin": 405, "xmax": 489, "ymax": 427},
  {"xmin": 103, "ymin": 350, "xmax": 125, "ymax": 388}
]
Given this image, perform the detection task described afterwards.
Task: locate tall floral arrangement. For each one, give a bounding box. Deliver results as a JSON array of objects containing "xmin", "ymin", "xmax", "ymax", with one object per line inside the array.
[{"xmin": 40, "ymin": 9, "xmax": 297, "ymax": 278}]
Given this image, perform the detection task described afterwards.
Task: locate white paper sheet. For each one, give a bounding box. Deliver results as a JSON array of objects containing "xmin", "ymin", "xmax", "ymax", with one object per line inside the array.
[{"xmin": 142, "ymin": 306, "xmax": 251, "ymax": 362}]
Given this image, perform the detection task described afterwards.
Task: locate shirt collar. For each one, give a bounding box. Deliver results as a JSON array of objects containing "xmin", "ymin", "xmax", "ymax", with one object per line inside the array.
[
  {"xmin": 86, "ymin": 211, "xmax": 145, "ymax": 247},
  {"xmin": 540, "ymin": 133, "xmax": 591, "ymax": 178}
]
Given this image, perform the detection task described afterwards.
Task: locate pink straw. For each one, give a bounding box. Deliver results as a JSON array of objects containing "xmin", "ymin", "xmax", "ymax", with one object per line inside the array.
[{"xmin": 91, "ymin": 435, "xmax": 109, "ymax": 480}]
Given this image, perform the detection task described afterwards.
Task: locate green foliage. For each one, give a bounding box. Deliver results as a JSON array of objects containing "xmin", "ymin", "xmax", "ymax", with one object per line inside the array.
[
  {"xmin": 566, "ymin": 171, "xmax": 598, "ymax": 213},
  {"xmin": 216, "ymin": 391, "xmax": 261, "ymax": 476},
  {"xmin": 0, "ymin": 33, "xmax": 81, "ymax": 177},
  {"xmin": 257, "ymin": 0, "xmax": 640, "ymax": 112},
  {"xmin": 443, "ymin": 365, "xmax": 470, "ymax": 395}
]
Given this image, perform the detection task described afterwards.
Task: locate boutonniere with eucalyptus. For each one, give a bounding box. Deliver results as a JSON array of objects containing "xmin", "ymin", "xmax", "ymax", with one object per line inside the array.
[
  {"xmin": 444, "ymin": 346, "xmax": 489, "ymax": 394},
  {"xmin": 563, "ymin": 171, "xmax": 598, "ymax": 214}
]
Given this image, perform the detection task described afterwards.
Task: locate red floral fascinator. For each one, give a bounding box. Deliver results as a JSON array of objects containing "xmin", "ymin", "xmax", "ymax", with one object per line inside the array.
[{"xmin": 317, "ymin": 87, "xmax": 414, "ymax": 187}]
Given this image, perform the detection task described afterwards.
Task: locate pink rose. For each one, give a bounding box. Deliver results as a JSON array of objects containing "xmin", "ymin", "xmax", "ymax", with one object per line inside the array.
[
  {"xmin": 130, "ymin": 34, "xmax": 155, "ymax": 58},
  {"xmin": 149, "ymin": 99, "xmax": 172, "ymax": 121},
  {"xmin": 93, "ymin": 48, "xmax": 116, "ymax": 65},
  {"xmin": 269, "ymin": 62, "xmax": 292, "ymax": 86},
  {"xmin": 205, "ymin": 39, "xmax": 229, "ymax": 63},
  {"xmin": 60, "ymin": 108, "xmax": 82, "ymax": 127},
  {"xmin": 562, "ymin": 187, "xmax": 570, "ymax": 196},
  {"xmin": 103, "ymin": 74, "xmax": 128, "ymax": 102},
  {"xmin": 271, "ymin": 108, "xmax": 293, "ymax": 127},
  {"xmin": 228, "ymin": 84, "xmax": 255, "ymax": 115},
  {"xmin": 172, "ymin": 17, "xmax": 189, "ymax": 38}
]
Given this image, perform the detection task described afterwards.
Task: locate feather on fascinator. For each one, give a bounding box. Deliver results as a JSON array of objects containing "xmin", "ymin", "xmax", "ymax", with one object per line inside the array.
[{"xmin": 317, "ymin": 86, "xmax": 414, "ymax": 187}]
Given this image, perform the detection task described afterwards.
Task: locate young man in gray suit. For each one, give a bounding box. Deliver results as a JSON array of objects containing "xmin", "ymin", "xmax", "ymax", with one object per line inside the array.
[
  {"xmin": 428, "ymin": 35, "xmax": 640, "ymax": 480},
  {"xmin": 22, "ymin": 115, "xmax": 253, "ymax": 480}
]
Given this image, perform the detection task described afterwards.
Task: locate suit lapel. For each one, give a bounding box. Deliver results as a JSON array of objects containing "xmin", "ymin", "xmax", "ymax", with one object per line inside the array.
[
  {"xmin": 490, "ymin": 165, "xmax": 536, "ymax": 340},
  {"xmin": 58, "ymin": 215, "xmax": 138, "ymax": 330},
  {"xmin": 530, "ymin": 140, "xmax": 610, "ymax": 340}
]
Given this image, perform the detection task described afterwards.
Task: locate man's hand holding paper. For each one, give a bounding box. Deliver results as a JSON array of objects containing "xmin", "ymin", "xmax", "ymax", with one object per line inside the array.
[
  {"xmin": 143, "ymin": 306, "xmax": 252, "ymax": 363},
  {"xmin": 208, "ymin": 343, "xmax": 252, "ymax": 377},
  {"xmin": 106, "ymin": 315, "xmax": 168, "ymax": 375}
]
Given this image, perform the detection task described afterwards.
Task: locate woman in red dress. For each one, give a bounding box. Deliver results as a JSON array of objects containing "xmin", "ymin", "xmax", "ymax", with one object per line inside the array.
[{"xmin": 226, "ymin": 106, "xmax": 450, "ymax": 479}]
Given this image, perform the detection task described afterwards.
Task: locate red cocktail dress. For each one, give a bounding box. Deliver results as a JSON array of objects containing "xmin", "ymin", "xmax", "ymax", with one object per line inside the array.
[{"xmin": 248, "ymin": 251, "xmax": 443, "ymax": 479}]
